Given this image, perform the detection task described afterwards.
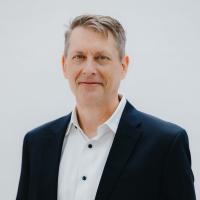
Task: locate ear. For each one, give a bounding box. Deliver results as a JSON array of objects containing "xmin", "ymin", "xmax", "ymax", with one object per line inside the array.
[
  {"xmin": 121, "ymin": 55, "xmax": 129, "ymax": 79},
  {"xmin": 62, "ymin": 55, "xmax": 68, "ymax": 79}
]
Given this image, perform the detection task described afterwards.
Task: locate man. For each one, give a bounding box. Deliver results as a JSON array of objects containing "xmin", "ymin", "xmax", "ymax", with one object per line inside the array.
[{"xmin": 16, "ymin": 15, "xmax": 196, "ymax": 200}]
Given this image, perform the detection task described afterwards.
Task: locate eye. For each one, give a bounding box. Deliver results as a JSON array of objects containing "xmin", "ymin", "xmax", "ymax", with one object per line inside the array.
[
  {"xmin": 95, "ymin": 55, "xmax": 110, "ymax": 61},
  {"xmin": 72, "ymin": 55, "xmax": 85, "ymax": 60}
]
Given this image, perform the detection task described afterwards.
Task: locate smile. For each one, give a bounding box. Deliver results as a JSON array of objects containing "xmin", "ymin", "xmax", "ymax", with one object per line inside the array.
[{"xmin": 79, "ymin": 82, "xmax": 102, "ymax": 85}]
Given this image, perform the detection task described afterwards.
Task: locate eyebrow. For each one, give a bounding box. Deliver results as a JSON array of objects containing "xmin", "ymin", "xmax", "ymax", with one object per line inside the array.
[
  {"xmin": 72, "ymin": 51, "xmax": 84, "ymax": 54},
  {"xmin": 95, "ymin": 50, "xmax": 111, "ymax": 55},
  {"xmin": 71, "ymin": 50, "xmax": 112, "ymax": 57}
]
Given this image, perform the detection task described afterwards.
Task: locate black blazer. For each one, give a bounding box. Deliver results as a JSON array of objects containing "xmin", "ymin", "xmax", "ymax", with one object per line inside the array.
[{"xmin": 16, "ymin": 101, "xmax": 196, "ymax": 200}]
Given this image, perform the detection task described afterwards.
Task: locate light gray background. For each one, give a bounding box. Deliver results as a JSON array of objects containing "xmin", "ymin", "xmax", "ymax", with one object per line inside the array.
[{"xmin": 0, "ymin": 0, "xmax": 199, "ymax": 199}]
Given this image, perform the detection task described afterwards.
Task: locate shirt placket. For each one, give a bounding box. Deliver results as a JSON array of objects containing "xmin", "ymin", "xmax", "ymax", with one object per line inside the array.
[{"xmin": 73, "ymin": 130, "xmax": 93, "ymax": 199}]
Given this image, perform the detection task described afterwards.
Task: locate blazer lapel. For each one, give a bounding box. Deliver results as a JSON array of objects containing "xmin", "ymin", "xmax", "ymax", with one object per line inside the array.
[
  {"xmin": 95, "ymin": 101, "xmax": 143, "ymax": 200},
  {"xmin": 38, "ymin": 114, "xmax": 71, "ymax": 199}
]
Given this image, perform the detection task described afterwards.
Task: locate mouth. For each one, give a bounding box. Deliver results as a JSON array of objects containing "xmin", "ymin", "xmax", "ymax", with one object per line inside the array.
[{"xmin": 78, "ymin": 82, "xmax": 103, "ymax": 85}]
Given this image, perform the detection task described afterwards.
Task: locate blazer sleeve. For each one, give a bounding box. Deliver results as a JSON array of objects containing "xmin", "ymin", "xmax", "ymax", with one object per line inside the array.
[
  {"xmin": 16, "ymin": 134, "xmax": 30, "ymax": 200},
  {"xmin": 161, "ymin": 130, "xmax": 196, "ymax": 200}
]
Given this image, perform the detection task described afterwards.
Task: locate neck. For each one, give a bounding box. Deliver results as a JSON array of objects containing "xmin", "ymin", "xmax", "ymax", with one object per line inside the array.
[{"xmin": 75, "ymin": 95, "xmax": 120, "ymax": 138}]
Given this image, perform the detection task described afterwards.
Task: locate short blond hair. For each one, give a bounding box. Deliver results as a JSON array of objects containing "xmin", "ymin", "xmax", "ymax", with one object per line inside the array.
[{"xmin": 64, "ymin": 14, "xmax": 126, "ymax": 60}]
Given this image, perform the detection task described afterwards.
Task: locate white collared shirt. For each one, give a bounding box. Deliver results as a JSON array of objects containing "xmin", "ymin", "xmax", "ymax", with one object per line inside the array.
[{"xmin": 57, "ymin": 95, "xmax": 126, "ymax": 200}]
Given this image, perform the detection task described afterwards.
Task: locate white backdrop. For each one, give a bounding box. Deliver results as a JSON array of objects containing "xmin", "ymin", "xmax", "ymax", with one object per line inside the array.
[{"xmin": 0, "ymin": 0, "xmax": 199, "ymax": 199}]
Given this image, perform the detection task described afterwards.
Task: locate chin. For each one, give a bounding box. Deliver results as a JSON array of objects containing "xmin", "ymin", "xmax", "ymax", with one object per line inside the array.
[{"xmin": 77, "ymin": 93, "xmax": 103, "ymax": 103}]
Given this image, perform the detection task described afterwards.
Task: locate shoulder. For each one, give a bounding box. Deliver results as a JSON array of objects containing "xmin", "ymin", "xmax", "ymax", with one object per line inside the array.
[
  {"xmin": 133, "ymin": 110, "xmax": 191, "ymax": 155},
  {"xmin": 24, "ymin": 114, "xmax": 71, "ymax": 142},
  {"xmin": 125, "ymin": 104, "xmax": 190, "ymax": 157},
  {"xmin": 138, "ymin": 110, "xmax": 185, "ymax": 135},
  {"xmin": 124, "ymin": 100, "xmax": 187, "ymax": 140}
]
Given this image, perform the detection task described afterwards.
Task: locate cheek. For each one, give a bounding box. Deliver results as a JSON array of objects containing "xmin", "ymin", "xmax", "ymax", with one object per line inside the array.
[
  {"xmin": 104, "ymin": 73, "xmax": 117, "ymax": 88},
  {"xmin": 73, "ymin": 70, "xmax": 82, "ymax": 82},
  {"xmin": 106, "ymin": 68, "xmax": 121, "ymax": 82},
  {"xmin": 66, "ymin": 65, "xmax": 81, "ymax": 82},
  {"xmin": 110, "ymin": 75, "xmax": 122, "ymax": 91},
  {"xmin": 68, "ymin": 73, "xmax": 77, "ymax": 84}
]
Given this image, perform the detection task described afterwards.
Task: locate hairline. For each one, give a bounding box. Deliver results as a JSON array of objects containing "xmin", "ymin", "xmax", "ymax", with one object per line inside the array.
[
  {"xmin": 64, "ymin": 15, "xmax": 126, "ymax": 60},
  {"xmin": 65, "ymin": 26, "xmax": 121, "ymax": 59}
]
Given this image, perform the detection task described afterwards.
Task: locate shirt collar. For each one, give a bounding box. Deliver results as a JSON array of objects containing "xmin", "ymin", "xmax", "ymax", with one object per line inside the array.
[
  {"xmin": 65, "ymin": 106, "xmax": 80, "ymax": 136},
  {"xmin": 101, "ymin": 94, "xmax": 126, "ymax": 133},
  {"xmin": 66, "ymin": 94, "xmax": 127, "ymax": 136}
]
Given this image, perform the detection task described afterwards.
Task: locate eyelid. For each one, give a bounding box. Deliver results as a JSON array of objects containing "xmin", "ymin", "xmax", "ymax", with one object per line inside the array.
[
  {"xmin": 95, "ymin": 55, "xmax": 110, "ymax": 60},
  {"xmin": 72, "ymin": 55, "xmax": 85, "ymax": 59}
]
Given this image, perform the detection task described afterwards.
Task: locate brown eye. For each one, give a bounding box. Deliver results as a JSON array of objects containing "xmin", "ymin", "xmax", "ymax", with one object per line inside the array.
[
  {"xmin": 72, "ymin": 55, "xmax": 85, "ymax": 60},
  {"xmin": 96, "ymin": 55, "xmax": 109, "ymax": 60}
]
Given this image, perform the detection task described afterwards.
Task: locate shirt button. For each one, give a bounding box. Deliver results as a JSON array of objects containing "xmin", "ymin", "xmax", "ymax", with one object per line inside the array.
[
  {"xmin": 82, "ymin": 176, "xmax": 87, "ymax": 181},
  {"xmin": 88, "ymin": 144, "xmax": 93, "ymax": 148}
]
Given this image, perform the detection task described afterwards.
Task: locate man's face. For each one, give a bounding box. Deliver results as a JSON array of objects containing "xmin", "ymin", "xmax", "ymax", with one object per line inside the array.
[{"xmin": 62, "ymin": 26, "xmax": 129, "ymax": 106}]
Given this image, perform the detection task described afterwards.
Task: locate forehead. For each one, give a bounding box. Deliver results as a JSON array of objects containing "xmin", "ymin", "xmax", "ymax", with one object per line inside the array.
[{"xmin": 68, "ymin": 27, "xmax": 118, "ymax": 55}]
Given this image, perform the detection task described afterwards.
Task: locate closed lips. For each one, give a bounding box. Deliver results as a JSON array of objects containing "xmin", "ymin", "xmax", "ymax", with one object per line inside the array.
[{"xmin": 79, "ymin": 81, "xmax": 102, "ymax": 84}]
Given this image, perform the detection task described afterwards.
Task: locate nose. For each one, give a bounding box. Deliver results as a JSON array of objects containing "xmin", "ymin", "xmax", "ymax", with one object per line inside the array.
[{"xmin": 82, "ymin": 58, "xmax": 97, "ymax": 76}]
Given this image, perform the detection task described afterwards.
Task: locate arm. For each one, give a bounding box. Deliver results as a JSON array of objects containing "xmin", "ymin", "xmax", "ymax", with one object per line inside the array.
[
  {"xmin": 16, "ymin": 134, "xmax": 30, "ymax": 200},
  {"xmin": 161, "ymin": 130, "xmax": 196, "ymax": 200}
]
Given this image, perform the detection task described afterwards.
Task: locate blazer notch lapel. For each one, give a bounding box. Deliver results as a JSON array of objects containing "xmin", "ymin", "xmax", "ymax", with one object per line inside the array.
[{"xmin": 95, "ymin": 122, "xmax": 142, "ymax": 200}]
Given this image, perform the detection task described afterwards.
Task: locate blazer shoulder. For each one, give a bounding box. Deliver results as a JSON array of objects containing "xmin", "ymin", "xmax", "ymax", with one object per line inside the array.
[
  {"xmin": 25, "ymin": 114, "xmax": 71, "ymax": 141},
  {"xmin": 137, "ymin": 110, "xmax": 186, "ymax": 137},
  {"xmin": 124, "ymin": 101, "xmax": 186, "ymax": 138}
]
